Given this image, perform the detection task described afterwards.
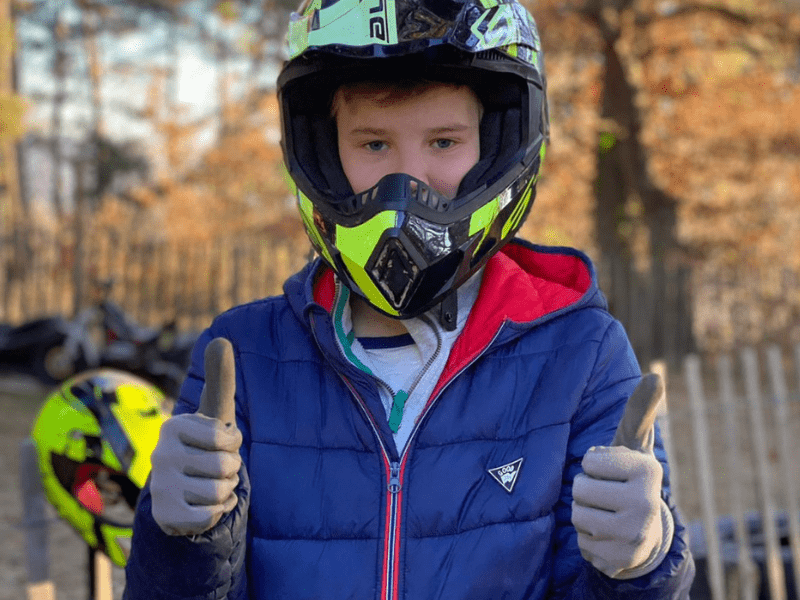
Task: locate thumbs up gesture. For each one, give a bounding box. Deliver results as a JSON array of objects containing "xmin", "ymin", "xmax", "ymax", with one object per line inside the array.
[
  {"xmin": 571, "ymin": 374, "xmax": 674, "ymax": 579},
  {"xmin": 150, "ymin": 338, "xmax": 243, "ymax": 536}
]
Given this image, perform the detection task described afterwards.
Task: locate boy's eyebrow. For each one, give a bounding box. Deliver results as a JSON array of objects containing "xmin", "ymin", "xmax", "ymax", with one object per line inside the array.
[
  {"xmin": 345, "ymin": 124, "xmax": 476, "ymax": 137},
  {"xmin": 427, "ymin": 124, "xmax": 474, "ymax": 134},
  {"xmin": 347, "ymin": 127, "xmax": 389, "ymax": 137}
]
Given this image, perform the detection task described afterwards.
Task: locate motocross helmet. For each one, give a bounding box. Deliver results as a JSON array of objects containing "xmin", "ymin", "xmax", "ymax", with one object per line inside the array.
[
  {"xmin": 31, "ymin": 369, "xmax": 168, "ymax": 567},
  {"xmin": 279, "ymin": 0, "xmax": 548, "ymax": 318}
]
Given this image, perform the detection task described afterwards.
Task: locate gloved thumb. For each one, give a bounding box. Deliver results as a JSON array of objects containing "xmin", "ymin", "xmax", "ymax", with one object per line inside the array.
[
  {"xmin": 611, "ymin": 373, "xmax": 664, "ymax": 453},
  {"xmin": 197, "ymin": 337, "xmax": 236, "ymax": 427}
]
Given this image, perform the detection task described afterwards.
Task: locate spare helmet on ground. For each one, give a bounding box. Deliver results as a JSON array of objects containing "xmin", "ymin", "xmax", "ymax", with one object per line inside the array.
[{"xmin": 31, "ymin": 369, "xmax": 168, "ymax": 567}]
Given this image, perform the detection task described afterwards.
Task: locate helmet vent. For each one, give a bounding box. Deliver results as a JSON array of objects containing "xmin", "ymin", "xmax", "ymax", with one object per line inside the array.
[
  {"xmin": 370, "ymin": 238, "xmax": 420, "ymax": 309},
  {"xmin": 475, "ymin": 49, "xmax": 510, "ymax": 62}
]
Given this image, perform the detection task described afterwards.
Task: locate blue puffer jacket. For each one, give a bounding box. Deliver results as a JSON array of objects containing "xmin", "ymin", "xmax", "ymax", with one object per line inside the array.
[{"xmin": 125, "ymin": 240, "xmax": 694, "ymax": 600}]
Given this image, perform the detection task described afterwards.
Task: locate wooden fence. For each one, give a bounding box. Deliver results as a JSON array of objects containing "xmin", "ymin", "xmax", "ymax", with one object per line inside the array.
[
  {"xmin": 0, "ymin": 224, "xmax": 309, "ymax": 333},
  {"xmin": 659, "ymin": 342, "xmax": 800, "ymax": 600},
  {"xmin": 3, "ymin": 223, "xmax": 800, "ymax": 368}
]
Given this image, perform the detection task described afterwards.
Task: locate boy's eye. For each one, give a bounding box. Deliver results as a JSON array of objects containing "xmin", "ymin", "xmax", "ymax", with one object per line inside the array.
[
  {"xmin": 365, "ymin": 141, "xmax": 387, "ymax": 152},
  {"xmin": 434, "ymin": 139, "xmax": 455, "ymax": 149}
]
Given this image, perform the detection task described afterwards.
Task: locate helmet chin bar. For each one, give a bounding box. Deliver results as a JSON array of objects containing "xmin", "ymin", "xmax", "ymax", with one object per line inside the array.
[
  {"xmin": 334, "ymin": 172, "xmax": 474, "ymax": 316},
  {"xmin": 359, "ymin": 212, "xmax": 480, "ymax": 318}
]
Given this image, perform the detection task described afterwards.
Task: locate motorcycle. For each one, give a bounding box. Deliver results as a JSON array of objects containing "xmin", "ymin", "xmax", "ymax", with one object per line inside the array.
[
  {"xmin": 87, "ymin": 281, "xmax": 198, "ymax": 398},
  {"xmin": 0, "ymin": 279, "xmax": 198, "ymax": 395},
  {"xmin": 0, "ymin": 314, "xmax": 99, "ymax": 385}
]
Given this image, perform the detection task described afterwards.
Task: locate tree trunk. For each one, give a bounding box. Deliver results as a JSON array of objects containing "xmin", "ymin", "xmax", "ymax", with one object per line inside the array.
[{"xmin": 591, "ymin": 4, "xmax": 694, "ymax": 363}]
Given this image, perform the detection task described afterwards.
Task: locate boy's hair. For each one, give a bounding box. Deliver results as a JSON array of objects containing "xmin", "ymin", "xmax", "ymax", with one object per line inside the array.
[{"xmin": 330, "ymin": 79, "xmax": 484, "ymax": 120}]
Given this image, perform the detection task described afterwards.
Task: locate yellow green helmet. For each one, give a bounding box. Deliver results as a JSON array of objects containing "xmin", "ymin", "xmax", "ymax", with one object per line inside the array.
[
  {"xmin": 31, "ymin": 369, "xmax": 168, "ymax": 567},
  {"xmin": 278, "ymin": 0, "xmax": 548, "ymax": 318}
]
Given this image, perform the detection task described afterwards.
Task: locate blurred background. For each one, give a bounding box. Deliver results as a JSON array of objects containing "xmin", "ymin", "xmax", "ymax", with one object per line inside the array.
[
  {"xmin": 0, "ymin": 0, "xmax": 798, "ymax": 365},
  {"xmin": 0, "ymin": 0, "xmax": 799, "ymax": 598}
]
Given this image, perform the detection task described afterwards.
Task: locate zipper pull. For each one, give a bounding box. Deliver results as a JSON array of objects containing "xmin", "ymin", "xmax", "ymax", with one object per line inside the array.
[{"xmin": 388, "ymin": 462, "xmax": 401, "ymax": 494}]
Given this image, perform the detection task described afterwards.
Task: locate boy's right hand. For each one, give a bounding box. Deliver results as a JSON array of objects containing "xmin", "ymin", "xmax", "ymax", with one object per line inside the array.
[{"xmin": 150, "ymin": 338, "xmax": 242, "ymax": 537}]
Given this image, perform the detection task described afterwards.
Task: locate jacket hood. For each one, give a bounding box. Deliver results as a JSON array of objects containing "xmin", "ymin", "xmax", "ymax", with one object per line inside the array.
[{"xmin": 284, "ymin": 237, "xmax": 606, "ymax": 442}]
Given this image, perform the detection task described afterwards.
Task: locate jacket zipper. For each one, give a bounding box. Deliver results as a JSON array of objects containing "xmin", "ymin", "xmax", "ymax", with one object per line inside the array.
[
  {"xmin": 385, "ymin": 324, "xmax": 508, "ymax": 600},
  {"xmin": 315, "ymin": 311, "xmax": 508, "ymax": 600},
  {"xmin": 310, "ymin": 314, "xmax": 401, "ymax": 600},
  {"xmin": 336, "ymin": 375, "xmax": 399, "ymax": 600},
  {"xmin": 386, "ymin": 461, "xmax": 402, "ymax": 600}
]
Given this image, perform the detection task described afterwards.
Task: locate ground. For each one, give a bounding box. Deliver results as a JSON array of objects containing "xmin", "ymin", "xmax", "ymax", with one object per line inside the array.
[{"xmin": 0, "ymin": 376, "xmax": 126, "ymax": 600}]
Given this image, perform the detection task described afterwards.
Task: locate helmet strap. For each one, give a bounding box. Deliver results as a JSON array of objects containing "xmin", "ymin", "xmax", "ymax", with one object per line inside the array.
[{"xmin": 437, "ymin": 291, "xmax": 458, "ymax": 332}]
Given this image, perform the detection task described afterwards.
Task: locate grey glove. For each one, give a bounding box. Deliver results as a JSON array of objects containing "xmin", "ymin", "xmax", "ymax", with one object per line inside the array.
[
  {"xmin": 571, "ymin": 374, "xmax": 674, "ymax": 579},
  {"xmin": 150, "ymin": 338, "xmax": 242, "ymax": 537}
]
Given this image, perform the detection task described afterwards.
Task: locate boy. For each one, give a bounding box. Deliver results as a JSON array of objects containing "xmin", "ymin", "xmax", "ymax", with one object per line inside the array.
[{"xmin": 124, "ymin": 0, "xmax": 695, "ymax": 598}]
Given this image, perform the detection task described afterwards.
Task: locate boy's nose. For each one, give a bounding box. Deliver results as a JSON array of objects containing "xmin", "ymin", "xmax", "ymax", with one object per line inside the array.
[{"xmin": 394, "ymin": 154, "xmax": 430, "ymax": 189}]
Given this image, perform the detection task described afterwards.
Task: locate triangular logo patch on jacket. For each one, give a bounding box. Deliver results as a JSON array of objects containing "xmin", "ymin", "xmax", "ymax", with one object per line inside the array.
[{"xmin": 488, "ymin": 458, "xmax": 523, "ymax": 493}]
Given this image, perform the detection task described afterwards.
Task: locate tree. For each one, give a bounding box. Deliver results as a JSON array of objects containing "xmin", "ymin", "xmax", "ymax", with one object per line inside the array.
[
  {"xmin": 1, "ymin": 0, "xmax": 26, "ymax": 225},
  {"xmin": 530, "ymin": 0, "xmax": 800, "ymax": 358}
]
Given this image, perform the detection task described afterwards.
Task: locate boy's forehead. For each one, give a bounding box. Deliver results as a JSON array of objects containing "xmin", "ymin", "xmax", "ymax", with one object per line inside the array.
[{"xmin": 334, "ymin": 81, "xmax": 482, "ymax": 114}]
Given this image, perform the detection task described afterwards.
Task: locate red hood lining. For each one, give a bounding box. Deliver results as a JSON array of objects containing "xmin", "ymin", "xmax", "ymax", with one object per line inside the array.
[
  {"xmin": 313, "ymin": 268, "xmax": 337, "ymax": 313},
  {"xmin": 436, "ymin": 245, "xmax": 590, "ymax": 395}
]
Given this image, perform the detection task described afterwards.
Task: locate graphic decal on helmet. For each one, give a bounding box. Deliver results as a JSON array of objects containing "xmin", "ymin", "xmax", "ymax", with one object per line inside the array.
[
  {"xmin": 279, "ymin": 0, "xmax": 548, "ymax": 318},
  {"xmin": 31, "ymin": 370, "xmax": 168, "ymax": 566},
  {"xmin": 287, "ymin": 0, "xmax": 399, "ymax": 57}
]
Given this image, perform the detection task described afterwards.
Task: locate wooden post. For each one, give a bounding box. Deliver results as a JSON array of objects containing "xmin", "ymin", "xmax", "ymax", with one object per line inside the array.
[
  {"xmin": 232, "ymin": 242, "xmax": 243, "ymax": 307},
  {"xmin": 0, "ymin": 232, "xmax": 7, "ymax": 321},
  {"xmin": 193, "ymin": 242, "xmax": 205, "ymax": 331},
  {"xmin": 154, "ymin": 241, "xmax": 168, "ymax": 325},
  {"xmin": 649, "ymin": 360, "xmax": 681, "ymax": 511},
  {"xmin": 685, "ymin": 354, "xmax": 726, "ymax": 600},
  {"xmin": 765, "ymin": 345, "xmax": 800, "ymax": 600},
  {"xmin": 662, "ymin": 266, "xmax": 677, "ymax": 369},
  {"xmin": 19, "ymin": 439, "xmax": 57, "ymax": 600},
  {"xmin": 741, "ymin": 347, "xmax": 787, "ymax": 600},
  {"xmin": 72, "ymin": 161, "xmax": 87, "ymax": 318},
  {"xmin": 717, "ymin": 354, "xmax": 759, "ymax": 600},
  {"xmin": 87, "ymin": 547, "xmax": 112, "ymax": 600},
  {"xmin": 42, "ymin": 230, "xmax": 55, "ymax": 316},
  {"xmin": 127, "ymin": 239, "xmax": 143, "ymax": 324},
  {"xmin": 795, "ymin": 343, "xmax": 800, "ymax": 403}
]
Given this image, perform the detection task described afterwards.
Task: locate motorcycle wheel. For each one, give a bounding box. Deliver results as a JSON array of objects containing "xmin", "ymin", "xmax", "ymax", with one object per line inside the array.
[{"xmin": 35, "ymin": 343, "xmax": 79, "ymax": 384}]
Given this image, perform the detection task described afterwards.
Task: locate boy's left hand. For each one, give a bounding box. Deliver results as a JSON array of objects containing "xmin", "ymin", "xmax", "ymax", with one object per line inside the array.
[{"xmin": 571, "ymin": 374, "xmax": 674, "ymax": 579}]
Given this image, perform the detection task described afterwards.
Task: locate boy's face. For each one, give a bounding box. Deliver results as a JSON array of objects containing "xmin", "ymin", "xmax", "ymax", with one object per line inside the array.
[{"xmin": 335, "ymin": 84, "xmax": 481, "ymax": 200}]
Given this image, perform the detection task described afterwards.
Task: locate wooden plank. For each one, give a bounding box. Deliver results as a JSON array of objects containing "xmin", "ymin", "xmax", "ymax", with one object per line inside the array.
[
  {"xmin": 685, "ymin": 354, "xmax": 726, "ymax": 600},
  {"xmin": 649, "ymin": 360, "xmax": 681, "ymax": 512},
  {"xmin": 92, "ymin": 550, "xmax": 113, "ymax": 600},
  {"xmin": 765, "ymin": 345, "xmax": 800, "ymax": 600},
  {"xmin": 741, "ymin": 347, "xmax": 787, "ymax": 600},
  {"xmin": 25, "ymin": 581, "xmax": 56, "ymax": 600},
  {"xmin": 72, "ymin": 163, "xmax": 87, "ymax": 317},
  {"xmin": 717, "ymin": 354, "xmax": 759, "ymax": 600},
  {"xmin": 232, "ymin": 242, "xmax": 243, "ymax": 307},
  {"xmin": 26, "ymin": 228, "xmax": 39, "ymax": 319},
  {"xmin": 0, "ymin": 234, "xmax": 8, "ymax": 321},
  {"xmin": 795, "ymin": 343, "xmax": 800, "ymax": 403},
  {"xmin": 19, "ymin": 439, "xmax": 56, "ymax": 599},
  {"xmin": 42, "ymin": 230, "xmax": 56, "ymax": 315},
  {"xmin": 128, "ymin": 239, "xmax": 144, "ymax": 324}
]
